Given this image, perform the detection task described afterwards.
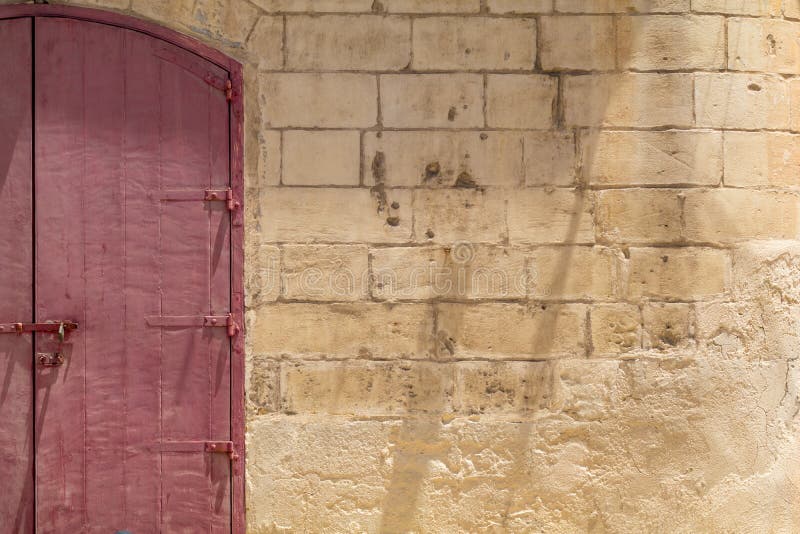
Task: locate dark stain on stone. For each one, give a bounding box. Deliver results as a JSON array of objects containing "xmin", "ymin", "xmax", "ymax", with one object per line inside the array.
[
  {"xmin": 448, "ymin": 106, "xmax": 457, "ymax": 122},
  {"xmin": 748, "ymin": 83, "xmax": 762, "ymax": 91},
  {"xmin": 391, "ymin": 201, "xmax": 400, "ymax": 209},
  {"xmin": 386, "ymin": 216, "xmax": 401, "ymax": 227},
  {"xmin": 371, "ymin": 0, "xmax": 385, "ymax": 12},
  {"xmin": 438, "ymin": 331, "xmax": 456, "ymax": 356},
  {"xmin": 424, "ymin": 161, "xmax": 441, "ymax": 181},
  {"xmin": 425, "ymin": 229, "xmax": 435, "ymax": 239},
  {"xmin": 480, "ymin": 133, "xmax": 488, "ymax": 140},
  {"xmin": 370, "ymin": 151, "xmax": 388, "ymax": 212},
  {"xmin": 454, "ymin": 171, "xmax": 479, "ymax": 189}
]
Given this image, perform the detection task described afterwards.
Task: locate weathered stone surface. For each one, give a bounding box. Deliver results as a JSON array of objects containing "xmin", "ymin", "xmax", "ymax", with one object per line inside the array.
[
  {"xmin": 591, "ymin": 304, "xmax": 641, "ymax": 355},
  {"xmin": 529, "ymin": 246, "xmax": 620, "ymax": 300},
  {"xmin": 507, "ymin": 189, "xmax": 595, "ymax": 245},
  {"xmin": 724, "ymin": 132, "xmax": 800, "ymax": 188},
  {"xmin": 582, "ymin": 130, "xmax": 722, "ymax": 187},
  {"xmin": 281, "ymin": 245, "xmax": 369, "ymax": 301},
  {"xmin": 524, "ymin": 131, "xmax": 577, "ymax": 186},
  {"xmin": 245, "ymin": 244, "xmax": 280, "ymax": 307},
  {"xmin": 436, "ymin": 303, "xmax": 588, "ymax": 359},
  {"xmin": 381, "ymin": 74, "xmax": 483, "ymax": 128},
  {"xmin": 413, "ymin": 17, "xmax": 535, "ymax": 71},
  {"xmin": 248, "ymin": 303, "xmax": 435, "ymax": 358},
  {"xmin": 487, "ymin": 0, "xmax": 552, "ymax": 13},
  {"xmin": 363, "ymin": 131, "xmax": 524, "ymax": 187},
  {"xmin": 486, "ymin": 74, "xmax": 557, "ymax": 129},
  {"xmin": 695, "ymin": 73, "xmax": 790, "ymax": 130},
  {"xmin": 617, "ymin": 15, "xmax": 725, "ymax": 70},
  {"xmin": 250, "ymin": 0, "xmax": 373, "ymax": 11},
  {"xmin": 564, "ymin": 73, "xmax": 693, "ymax": 127},
  {"xmin": 281, "ymin": 361, "xmax": 453, "ymax": 414},
  {"xmin": 286, "ymin": 15, "xmax": 411, "ymax": 70},
  {"xmin": 246, "ymin": 16, "xmax": 283, "ymax": 70},
  {"xmin": 282, "ymin": 130, "xmax": 360, "ymax": 186},
  {"xmin": 413, "ymin": 190, "xmax": 507, "ymax": 244},
  {"xmin": 381, "ymin": 0, "xmax": 480, "ymax": 12},
  {"xmin": 684, "ymin": 189, "xmax": 800, "ymax": 243},
  {"xmin": 259, "ymin": 188, "xmax": 412, "ymax": 243},
  {"xmin": 555, "ymin": 0, "xmax": 689, "ymax": 12},
  {"xmin": 540, "ymin": 16, "xmax": 615, "ymax": 71},
  {"xmin": 596, "ymin": 189, "xmax": 683, "ymax": 244},
  {"xmin": 691, "ymin": 0, "xmax": 781, "ymax": 16},
  {"xmin": 371, "ymin": 246, "xmax": 529, "ymax": 300},
  {"xmin": 643, "ymin": 302, "xmax": 693, "ymax": 350},
  {"xmin": 486, "ymin": 74, "xmax": 558, "ymax": 129},
  {"xmin": 260, "ymin": 73, "xmax": 378, "ymax": 127},
  {"xmin": 728, "ymin": 18, "xmax": 800, "ymax": 74},
  {"xmin": 626, "ymin": 248, "xmax": 731, "ymax": 300}
]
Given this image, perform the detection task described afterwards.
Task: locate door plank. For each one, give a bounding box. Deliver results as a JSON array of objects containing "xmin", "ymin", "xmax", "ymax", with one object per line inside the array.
[{"xmin": 0, "ymin": 17, "xmax": 34, "ymax": 534}]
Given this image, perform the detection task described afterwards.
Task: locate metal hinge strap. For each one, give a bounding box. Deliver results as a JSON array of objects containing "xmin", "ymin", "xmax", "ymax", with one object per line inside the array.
[
  {"xmin": 145, "ymin": 313, "xmax": 239, "ymax": 337},
  {"xmin": 160, "ymin": 440, "xmax": 238, "ymax": 461},
  {"xmin": 161, "ymin": 188, "xmax": 240, "ymax": 212}
]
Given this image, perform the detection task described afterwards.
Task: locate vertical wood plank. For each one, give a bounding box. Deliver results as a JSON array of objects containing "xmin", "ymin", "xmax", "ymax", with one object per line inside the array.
[{"xmin": 0, "ymin": 17, "xmax": 34, "ymax": 534}]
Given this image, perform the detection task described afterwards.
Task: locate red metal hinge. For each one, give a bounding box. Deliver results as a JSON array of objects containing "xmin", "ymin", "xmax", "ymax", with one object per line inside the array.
[
  {"xmin": 0, "ymin": 321, "xmax": 78, "ymax": 336},
  {"xmin": 204, "ymin": 188, "xmax": 240, "ymax": 212},
  {"xmin": 145, "ymin": 313, "xmax": 239, "ymax": 337},
  {"xmin": 160, "ymin": 440, "xmax": 239, "ymax": 461},
  {"xmin": 206, "ymin": 441, "xmax": 239, "ymax": 461},
  {"xmin": 161, "ymin": 188, "xmax": 240, "ymax": 212}
]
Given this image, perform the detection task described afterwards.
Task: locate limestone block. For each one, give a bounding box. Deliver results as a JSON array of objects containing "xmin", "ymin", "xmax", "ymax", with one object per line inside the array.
[
  {"xmin": 643, "ymin": 302, "xmax": 693, "ymax": 349},
  {"xmin": 370, "ymin": 246, "xmax": 529, "ymax": 300},
  {"xmin": 582, "ymin": 130, "xmax": 722, "ymax": 187},
  {"xmin": 596, "ymin": 189, "xmax": 683, "ymax": 244},
  {"xmin": 246, "ymin": 16, "xmax": 284, "ymax": 70},
  {"xmin": 281, "ymin": 361, "xmax": 453, "ymax": 414},
  {"xmin": 627, "ymin": 247, "xmax": 731, "ymax": 300},
  {"xmin": 453, "ymin": 361, "xmax": 557, "ymax": 413},
  {"xmin": 281, "ymin": 245, "xmax": 369, "ymax": 301},
  {"xmin": 555, "ymin": 0, "xmax": 689, "ymax": 11},
  {"xmin": 245, "ymin": 244, "xmax": 280, "ymax": 307},
  {"xmin": 260, "ymin": 73, "xmax": 377, "ymax": 128},
  {"xmin": 691, "ymin": 0, "xmax": 781, "ymax": 16},
  {"xmin": 381, "ymin": 0, "xmax": 481, "ymax": 12},
  {"xmin": 257, "ymin": 130, "xmax": 281, "ymax": 186},
  {"xmin": 250, "ymin": 0, "xmax": 373, "ymax": 11},
  {"xmin": 381, "ymin": 74, "xmax": 483, "ymax": 128},
  {"xmin": 413, "ymin": 189, "xmax": 507, "ymax": 244},
  {"xmin": 248, "ymin": 303, "xmax": 435, "ymax": 358},
  {"xmin": 524, "ymin": 131, "xmax": 577, "ymax": 186},
  {"xmin": 564, "ymin": 73, "xmax": 693, "ymax": 127},
  {"xmin": 486, "ymin": 74, "xmax": 558, "ymax": 129},
  {"xmin": 413, "ymin": 17, "xmax": 535, "ymax": 70},
  {"xmin": 259, "ymin": 188, "xmax": 412, "ymax": 243},
  {"xmin": 695, "ymin": 73, "xmax": 790, "ymax": 130},
  {"xmin": 728, "ymin": 18, "xmax": 800, "ymax": 74},
  {"xmin": 488, "ymin": 0, "xmax": 553, "ymax": 13},
  {"xmin": 507, "ymin": 189, "xmax": 595, "ymax": 245},
  {"xmin": 486, "ymin": 74, "xmax": 557, "ymax": 128},
  {"xmin": 282, "ymin": 130, "xmax": 360, "ymax": 186},
  {"xmin": 617, "ymin": 15, "xmax": 725, "ymax": 70},
  {"xmin": 684, "ymin": 189, "xmax": 800, "ymax": 243},
  {"xmin": 540, "ymin": 16, "xmax": 615, "ymax": 71},
  {"xmin": 529, "ymin": 246, "xmax": 620, "ymax": 300},
  {"xmin": 724, "ymin": 132, "xmax": 800, "ymax": 188},
  {"xmin": 435, "ymin": 303, "xmax": 588, "ymax": 359},
  {"xmin": 591, "ymin": 304, "xmax": 642, "ymax": 355},
  {"xmin": 363, "ymin": 131, "xmax": 524, "ymax": 187},
  {"xmin": 287, "ymin": 15, "xmax": 411, "ymax": 70}
]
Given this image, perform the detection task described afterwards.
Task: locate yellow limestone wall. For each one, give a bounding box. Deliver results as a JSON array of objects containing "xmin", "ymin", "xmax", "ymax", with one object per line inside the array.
[{"xmin": 9, "ymin": 0, "xmax": 800, "ymax": 531}]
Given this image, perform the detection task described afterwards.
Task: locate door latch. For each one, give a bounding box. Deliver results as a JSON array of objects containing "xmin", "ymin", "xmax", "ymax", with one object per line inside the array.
[{"xmin": 37, "ymin": 352, "xmax": 65, "ymax": 367}]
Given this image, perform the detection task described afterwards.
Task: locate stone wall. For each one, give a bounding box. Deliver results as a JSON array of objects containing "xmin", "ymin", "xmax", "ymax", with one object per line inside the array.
[{"xmin": 9, "ymin": 0, "xmax": 800, "ymax": 531}]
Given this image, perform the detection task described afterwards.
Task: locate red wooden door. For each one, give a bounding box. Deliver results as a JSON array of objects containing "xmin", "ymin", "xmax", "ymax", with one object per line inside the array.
[{"xmin": 0, "ymin": 11, "xmax": 242, "ymax": 533}]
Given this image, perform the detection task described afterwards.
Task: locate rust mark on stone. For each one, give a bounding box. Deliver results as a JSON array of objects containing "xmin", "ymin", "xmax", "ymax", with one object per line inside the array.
[
  {"xmin": 454, "ymin": 171, "xmax": 479, "ymax": 189},
  {"xmin": 370, "ymin": 151, "xmax": 388, "ymax": 212}
]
